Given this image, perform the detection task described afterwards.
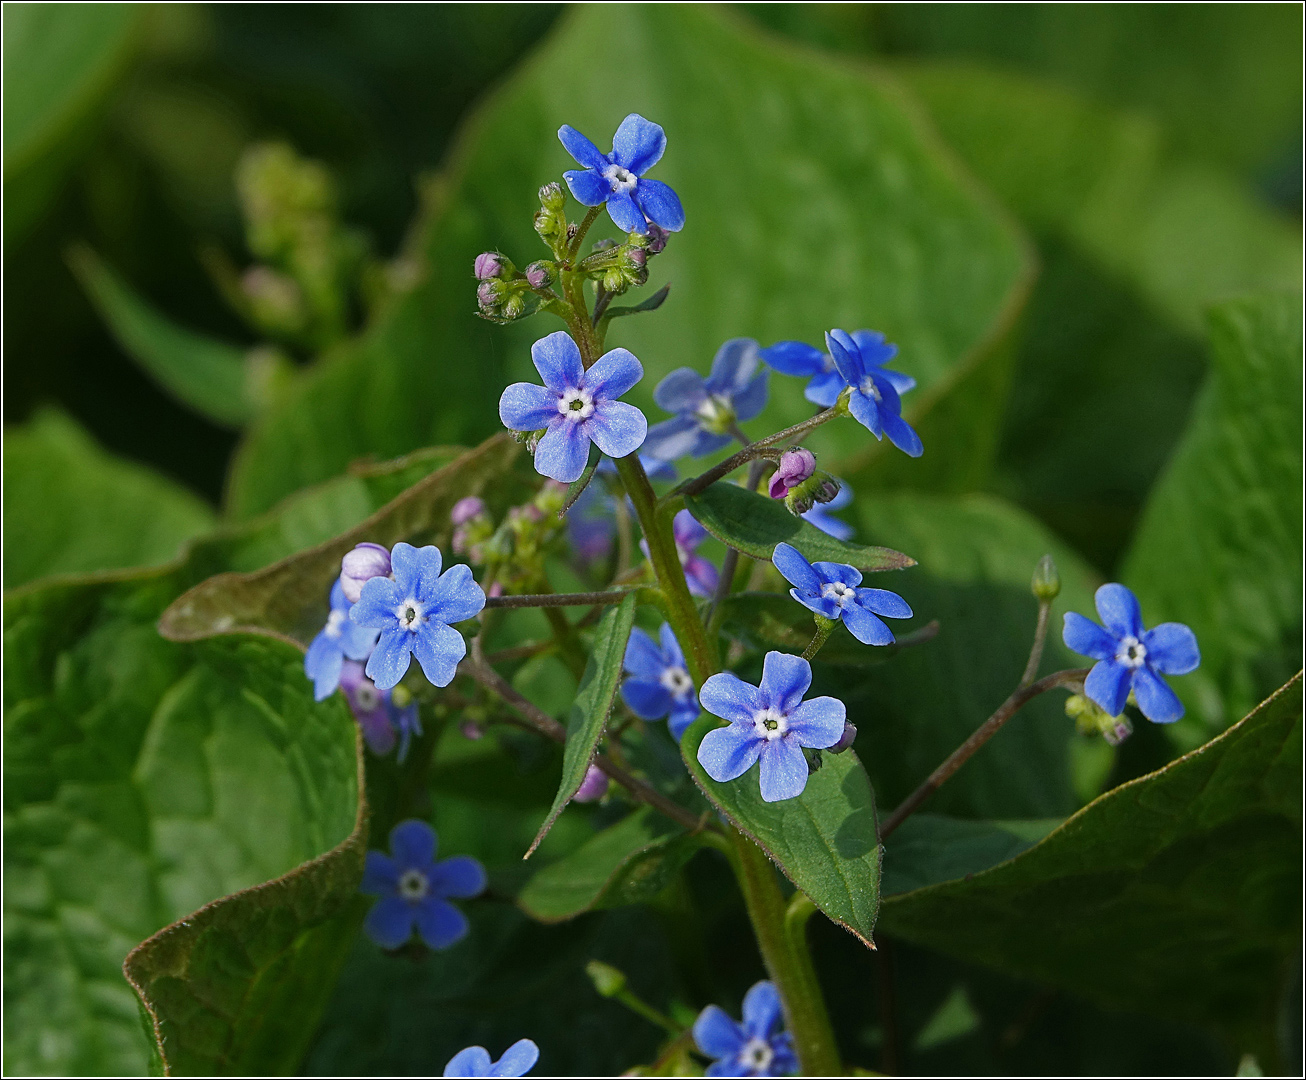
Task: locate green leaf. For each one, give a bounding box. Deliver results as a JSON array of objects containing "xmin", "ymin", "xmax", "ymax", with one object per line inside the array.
[
  {"xmin": 69, "ymin": 246, "xmax": 274, "ymax": 427},
  {"xmin": 682, "ymin": 716, "xmax": 881, "ymax": 946},
  {"xmin": 223, "ymin": 3, "xmax": 1030, "ymax": 517},
  {"xmin": 1123, "ymin": 294, "xmax": 1303, "ymax": 740},
  {"xmin": 2, "ymin": 408, "xmax": 215, "ymax": 589},
  {"xmin": 684, "ymin": 482, "xmax": 914, "ymax": 571},
  {"xmin": 880, "ymin": 815, "xmax": 1060, "ymax": 897},
  {"xmin": 879, "ymin": 673, "xmax": 1302, "ymax": 1048},
  {"xmin": 518, "ymin": 809, "xmax": 700, "ymax": 922},
  {"xmin": 528, "ymin": 593, "xmax": 638, "ymax": 856},
  {"xmin": 3, "ymin": 571, "xmax": 361, "ymax": 1076}
]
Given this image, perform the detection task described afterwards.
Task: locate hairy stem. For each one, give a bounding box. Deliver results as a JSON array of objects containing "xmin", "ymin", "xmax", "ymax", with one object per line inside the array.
[
  {"xmin": 1019, "ymin": 599, "xmax": 1052, "ymax": 687},
  {"xmin": 568, "ymin": 204, "xmax": 604, "ymax": 261},
  {"xmin": 484, "ymin": 588, "xmax": 638, "ymax": 609},
  {"xmin": 800, "ymin": 617, "xmax": 836, "ymax": 662}
]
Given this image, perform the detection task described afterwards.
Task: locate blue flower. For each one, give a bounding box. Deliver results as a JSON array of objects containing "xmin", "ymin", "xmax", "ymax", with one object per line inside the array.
[
  {"xmin": 772, "ymin": 543, "xmax": 912, "ymax": 646},
  {"xmin": 443, "ymin": 1039, "xmax": 539, "ymax": 1078},
  {"xmin": 643, "ymin": 339, "xmax": 769, "ymax": 461},
  {"xmin": 801, "ymin": 483, "xmax": 854, "ymax": 541},
  {"xmin": 349, "ymin": 543, "xmax": 486, "ymax": 691},
  {"xmin": 693, "ymin": 981, "xmax": 797, "ymax": 1077},
  {"xmin": 499, "ymin": 331, "xmax": 648, "ymax": 483},
  {"xmin": 761, "ymin": 329, "xmax": 915, "ymax": 409},
  {"xmin": 361, "ymin": 819, "xmax": 486, "ymax": 950},
  {"xmin": 1063, "ymin": 583, "xmax": 1200, "ymax": 723},
  {"xmin": 304, "ymin": 579, "xmax": 380, "ymax": 700},
  {"xmin": 824, "ymin": 329, "xmax": 922, "ymax": 457},
  {"xmin": 697, "ymin": 652, "xmax": 845, "ymax": 802},
  {"xmin": 639, "ymin": 509, "xmax": 719, "ymax": 597},
  {"xmin": 621, "ymin": 623, "xmax": 701, "ymax": 740},
  {"xmin": 558, "ymin": 113, "xmax": 685, "ymax": 236}
]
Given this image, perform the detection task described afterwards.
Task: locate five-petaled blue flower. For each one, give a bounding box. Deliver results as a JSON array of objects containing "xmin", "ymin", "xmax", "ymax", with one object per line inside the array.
[
  {"xmin": 350, "ymin": 543, "xmax": 486, "ymax": 690},
  {"xmin": 698, "ymin": 652, "xmax": 846, "ymax": 802},
  {"xmin": 761, "ymin": 329, "xmax": 915, "ymax": 409},
  {"xmin": 304, "ymin": 579, "xmax": 380, "ymax": 701},
  {"xmin": 1063, "ymin": 583, "xmax": 1200, "ymax": 723},
  {"xmin": 801, "ymin": 482, "xmax": 854, "ymax": 541},
  {"xmin": 443, "ymin": 1039, "xmax": 539, "ymax": 1078},
  {"xmin": 693, "ymin": 980, "xmax": 797, "ymax": 1077},
  {"xmin": 772, "ymin": 543, "xmax": 912, "ymax": 646},
  {"xmin": 558, "ymin": 113, "xmax": 685, "ymax": 236},
  {"xmin": 621, "ymin": 623, "xmax": 701, "ymax": 740},
  {"xmin": 822, "ymin": 329, "xmax": 922, "ymax": 457},
  {"xmin": 643, "ymin": 339, "xmax": 769, "ymax": 461},
  {"xmin": 361, "ymin": 819, "xmax": 486, "ymax": 950},
  {"xmin": 499, "ymin": 331, "xmax": 648, "ymax": 483}
]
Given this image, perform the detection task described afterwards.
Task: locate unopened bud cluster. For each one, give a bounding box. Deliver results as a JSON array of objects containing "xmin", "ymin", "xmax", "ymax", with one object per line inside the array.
[
  {"xmin": 1065, "ymin": 693, "xmax": 1132, "ymax": 746},
  {"xmin": 449, "ymin": 481, "xmax": 570, "ymax": 594},
  {"xmin": 767, "ymin": 447, "xmax": 841, "ymax": 516}
]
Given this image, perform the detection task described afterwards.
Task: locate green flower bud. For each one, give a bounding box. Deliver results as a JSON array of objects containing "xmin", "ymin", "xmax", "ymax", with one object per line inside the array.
[
  {"xmin": 585, "ymin": 960, "xmax": 627, "ymax": 998},
  {"xmin": 538, "ymin": 181, "xmax": 566, "ymax": 214},
  {"xmin": 1032, "ymin": 554, "xmax": 1061, "ymax": 602},
  {"xmin": 1065, "ymin": 693, "xmax": 1131, "ymax": 746}
]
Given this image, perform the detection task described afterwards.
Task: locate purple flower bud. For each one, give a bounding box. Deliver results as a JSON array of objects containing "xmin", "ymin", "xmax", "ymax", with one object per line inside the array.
[
  {"xmin": 339, "ymin": 542, "xmax": 392, "ymax": 604},
  {"xmin": 625, "ymin": 247, "xmax": 647, "ymax": 269},
  {"xmin": 830, "ymin": 721, "xmax": 858, "ymax": 754},
  {"xmin": 815, "ymin": 477, "xmax": 841, "ymax": 504},
  {"xmin": 525, "ymin": 261, "xmax": 553, "ymax": 290},
  {"xmin": 474, "ymin": 252, "xmax": 503, "ymax": 280},
  {"xmin": 572, "ymin": 763, "xmax": 608, "ymax": 803},
  {"xmin": 768, "ymin": 448, "xmax": 817, "ymax": 499},
  {"xmin": 477, "ymin": 281, "xmax": 500, "ymax": 310},
  {"xmin": 460, "ymin": 719, "xmax": 485, "ymax": 741},
  {"xmin": 451, "ymin": 496, "xmax": 487, "ymax": 526},
  {"xmin": 645, "ymin": 223, "xmax": 670, "ymax": 254}
]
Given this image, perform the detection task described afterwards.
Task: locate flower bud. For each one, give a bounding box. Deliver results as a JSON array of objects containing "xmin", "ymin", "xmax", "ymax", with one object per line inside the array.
[
  {"xmin": 451, "ymin": 496, "xmax": 487, "ymax": 526},
  {"xmin": 473, "ymin": 252, "xmax": 506, "ymax": 280},
  {"xmin": 502, "ymin": 293, "xmax": 526, "ymax": 320},
  {"xmin": 644, "ymin": 223, "xmax": 670, "ymax": 255},
  {"xmin": 602, "ymin": 267, "xmax": 625, "ymax": 293},
  {"xmin": 782, "ymin": 470, "xmax": 839, "ymax": 517},
  {"xmin": 1065, "ymin": 693, "xmax": 1131, "ymax": 744},
  {"xmin": 1031, "ymin": 554, "xmax": 1061, "ymax": 602},
  {"xmin": 340, "ymin": 542, "xmax": 392, "ymax": 603},
  {"xmin": 586, "ymin": 960, "xmax": 627, "ymax": 998},
  {"xmin": 572, "ymin": 763, "xmax": 608, "ymax": 803},
  {"xmin": 830, "ymin": 720, "xmax": 858, "ymax": 754},
  {"xmin": 620, "ymin": 246, "xmax": 647, "ymax": 270},
  {"xmin": 460, "ymin": 718, "xmax": 484, "ymax": 741},
  {"xmin": 477, "ymin": 280, "xmax": 504, "ymax": 310},
  {"xmin": 814, "ymin": 477, "xmax": 841, "ymax": 504},
  {"xmin": 534, "ymin": 206, "xmax": 564, "ymax": 244},
  {"xmin": 538, "ymin": 181, "xmax": 566, "ymax": 214},
  {"xmin": 767, "ymin": 448, "xmax": 817, "ymax": 499},
  {"xmin": 524, "ymin": 260, "xmax": 555, "ymax": 290}
]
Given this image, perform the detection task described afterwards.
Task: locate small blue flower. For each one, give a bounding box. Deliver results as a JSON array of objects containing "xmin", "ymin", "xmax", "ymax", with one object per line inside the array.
[
  {"xmin": 801, "ymin": 483, "xmax": 854, "ymax": 541},
  {"xmin": 340, "ymin": 661, "xmax": 422, "ymax": 761},
  {"xmin": 304, "ymin": 579, "xmax": 380, "ymax": 700},
  {"xmin": 1063, "ymin": 583, "xmax": 1200, "ymax": 723},
  {"xmin": 499, "ymin": 331, "xmax": 648, "ymax": 483},
  {"xmin": 361, "ymin": 819, "xmax": 486, "ymax": 950},
  {"xmin": 697, "ymin": 652, "xmax": 845, "ymax": 802},
  {"xmin": 443, "ymin": 1039, "xmax": 539, "ymax": 1078},
  {"xmin": 761, "ymin": 330, "xmax": 915, "ymax": 409},
  {"xmin": 639, "ymin": 509, "xmax": 719, "ymax": 597},
  {"xmin": 643, "ymin": 339, "xmax": 769, "ymax": 461},
  {"xmin": 693, "ymin": 981, "xmax": 797, "ymax": 1077},
  {"xmin": 350, "ymin": 543, "xmax": 486, "ymax": 690},
  {"xmin": 558, "ymin": 113, "xmax": 685, "ymax": 236},
  {"xmin": 621, "ymin": 623, "xmax": 701, "ymax": 740},
  {"xmin": 824, "ymin": 329, "xmax": 922, "ymax": 457},
  {"xmin": 772, "ymin": 543, "xmax": 912, "ymax": 646}
]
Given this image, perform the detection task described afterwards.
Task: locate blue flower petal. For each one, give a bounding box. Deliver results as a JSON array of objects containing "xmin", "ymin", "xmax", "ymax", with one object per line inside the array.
[
  {"xmin": 683, "ymin": 553, "xmax": 719, "ymax": 598},
  {"xmin": 851, "ymin": 329, "xmax": 895, "ymax": 365},
  {"xmin": 364, "ymin": 895, "xmax": 415, "ymax": 949},
  {"xmin": 643, "ymin": 414, "xmax": 704, "ymax": 461},
  {"xmin": 758, "ymin": 651, "xmax": 811, "ymax": 714},
  {"xmin": 488, "ymin": 1038, "xmax": 540, "ymax": 1078},
  {"xmin": 658, "ymin": 622, "xmax": 686, "ymax": 667},
  {"xmin": 857, "ymin": 587, "xmax": 912, "ymax": 620},
  {"xmin": 772, "ymin": 542, "xmax": 821, "ymax": 594},
  {"xmin": 787, "ymin": 696, "xmax": 847, "ymax": 747},
  {"xmin": 707, "ymin": 338, "xmax": 761, "ymax": 397},
  {"xmin": 758, "ymin": 737, "xmax": 810, "ymax": 801},
  {"xmin": 732, "ymin": 370, "xmax": 770, "ymax": 423},
  {"xmin": 341, "ymin": 620, "xmax": 381, "ymax": 662},
  {"xmin": 698, "ymin": 724, "xmax": 763, "ymax": 781},
  {"xmin": 407, "ymin": 545, "xmax": 444, "ymax": 601},
  {"xmin": 443, "ymin": 1045, "xmax": 493, "ymax": 1078},
  {"xmin": 694, "ymin": 1005, "xmax": 746, "ymax": 1059},
  {"xmin": 805, "ymin": 369, "xmax": 846, "ymax": 407},
  {"xmin": 622, "ymin": 678, "xmax": 673, "ymax": 720},
  {"xmin": 634, "ymin": 177, "xmax": 685, "ymax": 231},
  {"xmin": 366, "ymin": 627, "xmax": 414, "ymax": 690},
  {"xmin": 880, "ymin": 368, "xmax": 917, "ymax": 395},
  {"xmin": 611, "ymin": 113, "xmax": 666, "ymax": 174},
  {"xmin": 847, "ymin": 390, "xmax": 884, "ymax": 438},
  {"xmin": 1085, "ymin": 658, "xmax": 1132, "ymax": 717},
  {"xmin": 706, "ymin": 1061, "xmax": 750, "ymax": 1078},
  {"xmin": 411, "ymin": 621, "xmax": 467, "ymax": 688},
  {"xmin": 654, "ymin": 368, "xmax": 708, "ymax": 413},
  {"xmin": 802, "ymin": 506, "xmax": 854, "ymax": 541},
  {"xmin": 791, "ymin": 589, "xmax": 841, "ymax": 621},
  {"xmin": 668, "ymin": 703, "xmax": 700, "ymax": 741},
  {"xmin": 1063, "ymin": 612, "xmax": 1117, "ymax": 660},
  {"xmin": 360, "ymin": 850, "xmax": 399, "ymax": 895},
  {"xmin": 760, "ymin": 341, "xmax": 825, "ymax": 377},
  {"xmin": 531, "ymin": 331, "xmax": 585, "ymax": 393},
  {"xmin": 350, "ymin": 575, "xmax": 403, "ymax": 628},
  {"xmin": 1133, "ymin": 666, "xmax": 1184, "ymax": 723},
  {"xmin": 606, "ymin": 190, "xmax": 646, "ymax": 233},
  {"xmin": 585, "ymin": 400, "xmax": 648, "ymax": 459},
  {"xmin": 415, "ymin": 896, "xmax": 469, "ymax": 950},
  {"xmin": 585, "ymin": 347, "xmax": 643, "ymax": 400},
  {"xmin": 563, "ymin": 167, "xmax": 610, "ymax": 206},
  {"xmin": 741, "ymin": 980, "xmax": 784, "ymax": 1038},
  {"xmin": 1142, "ymin": 623, "xmax": 1200, "ymax": 675},
  {"xmin": 881, "ymin": 409, "xmax": 924, "ymax": 457},
  {"xmin": 1095, "ymin": 583, "xmax": 1143, "ymax": 640},
  {"xmin": 810, "ymin": 560, "xmax": 862, "ymax": 587},
  {"xmin": 825, "ymin": 330, "xmax": 863, "ymax": 384},
  {"xmin": 623, "ymin": 627, "xmax": 664, "ymax": 679},
  {"xmin": 557, "ymin": 124, "xmax": 608, "ymax": 171},
  {"xmin": 305, "ymin": 631, "xmax": 344, "ymax": 701},
  {"xmin": 534, "ymin": 419, "xmax": 591, "ymax": 483},
  {"xmin": 427, "ymin": 563, "xmax": 486, "ymax": 625},
  {"xmin": 390, "ymin": 818, "xmax": 437, "ymax": 866},
  {"xmin": 842, "ymin": 603, "xmax": 895, "ymax": 645},
  {"xmin": 389, "ymin": 541, "xmax": 428, "ymax": 591},
  {"xmin": 499, "ymin": 382, "xmax": 559, "ymax": 432},
  {"xmin": 432, "ymin": 854, "xmax": 486, "ymax": 899}
]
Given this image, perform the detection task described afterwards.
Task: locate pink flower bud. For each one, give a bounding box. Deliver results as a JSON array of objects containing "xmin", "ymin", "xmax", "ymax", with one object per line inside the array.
[
  {"xmin": 340, "ymin": 542, "xmax": 392, "ymax": 604},
  {"xmin": 645, "ymin": 224, "xmax": 670, "ymax": 255},
  {"xmin": 474, "ymin": 252, "xmax": 503, "ymax": 280},
  {"xmin": 572, "ymin": 763, "xmax": 608, "ymax": 803},
  {"xmin": 830, "ymin": 721, "xmax": 858, "ymax": 754},
  {"xmin": 768, "ymin": 448, "xmax": 817, "ymax": 499},
  {"xmin": 451, "ymin": 496, "xmax": 487, "ymax": 526},
  {"xmin": 524, "ymin": 261, "xmax": 553, "ymax": 289}
]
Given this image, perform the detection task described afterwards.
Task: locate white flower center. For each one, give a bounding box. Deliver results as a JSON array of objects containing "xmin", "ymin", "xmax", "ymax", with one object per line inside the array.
[
  {"xmin": 739, "ymin": 1037, "xmax": 774, "ymax": 1072},
  {"xmin": 354, "ymin": 682, "xmax": 382, "ymax": 712},
  {"xmin": 325, "ymin": 608, "xmax": 348, "ymax": 639},
  {"xmin": 394, "ymin": 598, "xmax": 426, "ymax": 632},
  {"xmin": 858, "ymin": 375, "xmax": 882, "ymax": 401},
  {"xmin": 753, "ymin": 707, "xmax": 789, "ymax": 742},
  {"xmin": 1117, "ymin": 636, "xmax": 1147, "ymax": 668},
  {"xmin": 603, "ymin": 163, "xmax": 638, "ymax": 194},
  {"xmin": 397, "ymin": 868, "xmax": 429, "ymax": 901},
  {"xmin": 659, "ymin": 665, "xmax": 693, "ymax": 698},
  {"xmin": 695, "ymin": 393, "xmax": 736, "ymax": 435},
  {"xmin": 558, "ymin": 386, "xmax": 595, "ymax": 422},
  {"xmin": 820, "ymin": 581, "xmax": 856, "ymax": 607}
]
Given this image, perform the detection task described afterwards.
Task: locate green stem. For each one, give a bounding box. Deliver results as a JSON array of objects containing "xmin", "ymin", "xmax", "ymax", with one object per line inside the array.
[{"xmin": 800, "ymin": 616, "xmax": 836, "ymax": 662}]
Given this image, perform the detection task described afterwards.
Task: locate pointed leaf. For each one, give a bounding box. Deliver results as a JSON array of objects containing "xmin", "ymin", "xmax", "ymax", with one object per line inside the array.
[{"xmin": 880, "ymin": 815, "xmax": 1060, "ymax": 897}]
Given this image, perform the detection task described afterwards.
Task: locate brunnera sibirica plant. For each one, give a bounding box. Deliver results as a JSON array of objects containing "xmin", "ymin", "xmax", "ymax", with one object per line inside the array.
[{"xmin": 299, "ymin": 113, "xmax": 1201, "ymax": 1077}]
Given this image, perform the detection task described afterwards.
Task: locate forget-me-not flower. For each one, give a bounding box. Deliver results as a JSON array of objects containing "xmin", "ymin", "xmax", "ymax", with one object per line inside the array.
[
  {"xmin": 621, "ymin": 623, "xmax": 701, "ymax": 740},
  {"xmin": 349, "ymin": 543, "xmax": 486, "ymax": 690},
  {"xmin": 824, "ymin": 329, "xmax": 923, "ymax": 457},
  {"xmin": 801, "ymin": 483, "xmax": 854, "ymax": 541},
  {"xmin": 443, "ymin": 1039, "xmax": 539, "ymax": 1078},
  {"xmin": 772, "ymin": 543, "xmax": 912, "ymax": 646},
  {"xmin": 643, "ymin": 339, "xmax": 769, "ymax": 461},
  {"xmin": 761, "ymin": 329, "xmax": 915, "ymax": 408},
  {"xmin": 1063, "ymin": 583, "xmax": 1200, "ymax": 723},
  {"xmin": 499, "ymin": 331, "xmax": 648, "ymax": 483},
  {"xmin": 698, "ymin": 652, "xmax": 846, "ymax": 802},
  {"xmin": 304, "ymin": 579, "xmax": 380, "ymax": 700},
  {"xmin": 558, "ymin": 113, "xmax": 685, "ymax": 236},
  {"xmin": 693, "ymin": 980, "xmax": 797, "ymax": 1077},
  {"xmin": 340, "ymin": 661, "xmax": 424, "ymax": 761},
  {"xmin": 361, "ymin": 819, "xmax": 486, "ymax": 950}
]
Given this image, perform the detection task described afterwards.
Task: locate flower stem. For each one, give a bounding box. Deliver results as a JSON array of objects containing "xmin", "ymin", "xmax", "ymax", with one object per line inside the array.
[
  {"xmin": 484, "ymin": 588, "xmax": 639, "ymax": 609},
  {"xmin": 1019, "ymin": 599, "xmax": 1052, "ymax": 687},
  {"xmin": 676, "ymin": 408, "xmax": 840, "ymax": 498},
  {"xmin": 800, "ymin": 616, "xmax": 837, "ymax": 662}
]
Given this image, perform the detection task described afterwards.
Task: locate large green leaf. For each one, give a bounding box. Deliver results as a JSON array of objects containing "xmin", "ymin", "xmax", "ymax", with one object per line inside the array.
[
  {"xmin": 879, "ymin": 814, "xmax": 1060, "ymax": 897},
  {"xmin": 1123, "ymin": 294, "xmax": 1303, "ymax": 742},
  {"xmin": 682, "ymin": 716, "xmax": 881, "ymax": 946},
  {"xmin": 879, "ymin": 673, "xmax": 1302, "ymax": 1051},
  {"xmin": 2, "ymin": 408, "xmax": 215, "ymax": 590},
  {"xmin": 224, "ymin": 3, "xmax": 1030, "ymax": 518},
  {"xmin": 528, "ymin": 593, "xmax": 638, "ymax": 855},
  {"xmin": 684, "ymin": 482, "xmax": 914, "ymax": 570}
]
